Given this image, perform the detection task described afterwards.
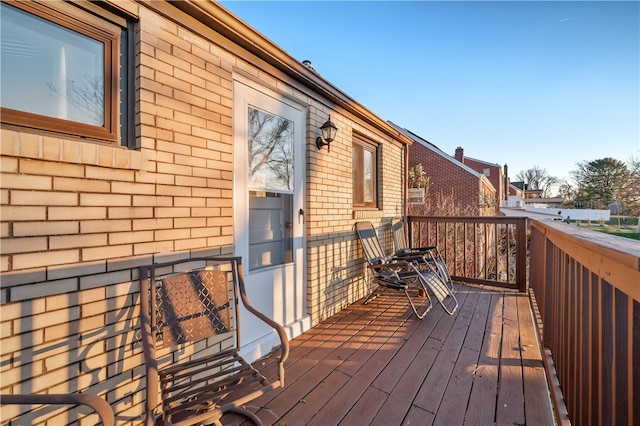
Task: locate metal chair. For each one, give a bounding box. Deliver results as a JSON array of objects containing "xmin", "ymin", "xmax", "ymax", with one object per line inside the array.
[
  {"xmin": 391, "ymin": 217, "xmax": 455, "ymax": 291},
  {"xmin": 139, "ymin": 255, "xmax": 289, "ymax": 426},
  {"xmin": 362, "ymin": 218, "xmax": 458, "ymax": 316},
  {"xmin": 355, "ymin": 221, "xmax": 438, "ymax": 319}
]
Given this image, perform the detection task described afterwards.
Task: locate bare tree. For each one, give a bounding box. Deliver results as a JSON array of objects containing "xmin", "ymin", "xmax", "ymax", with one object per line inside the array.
[{"xmin": 516, "ymin": 166, "xmax": 558, "ymax": 198}]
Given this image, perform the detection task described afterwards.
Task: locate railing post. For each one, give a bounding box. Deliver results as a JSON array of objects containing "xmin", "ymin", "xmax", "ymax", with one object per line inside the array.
[{"xmin": 516, "ymin": 217, "xmax": 528, "ymax": 292}]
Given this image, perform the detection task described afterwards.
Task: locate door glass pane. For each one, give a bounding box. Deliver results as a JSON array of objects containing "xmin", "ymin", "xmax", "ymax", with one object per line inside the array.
[
  {"xmin": 248, "ymin": 107, "xmax": 294, "ymax": 192},
  {"xmin": 247, "ymin": 107, "xmax": 294, "ymax": 271},
  {"xmin": 0, "ymin": 3, "xmax": 105, "ymax": 126}
]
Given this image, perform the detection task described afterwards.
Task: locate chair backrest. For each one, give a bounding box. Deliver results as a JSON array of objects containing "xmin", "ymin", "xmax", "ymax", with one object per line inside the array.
[
  {"xmin": 391, "ymin": 216, "xmax": 408, "ymax": 252},
  {"xmin": 157, "ymin": 269, "xmax": 233, "ymax": 347},
  {"xmin": 355, "ymin": 221, "xmax": 387, "ymax": 264},
  {"xmin": 140, "ymin": 257, "xmax": 240, "ymax": 353}
]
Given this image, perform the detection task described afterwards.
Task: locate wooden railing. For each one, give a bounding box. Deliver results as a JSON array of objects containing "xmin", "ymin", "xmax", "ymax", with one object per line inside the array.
[
  {"xmin": 529, "ymin": 219, "xmax": 639, "ymax": 425},
  {"xmin": 406, "ymin": 216, "xmax": 528, "ymax": 292}
]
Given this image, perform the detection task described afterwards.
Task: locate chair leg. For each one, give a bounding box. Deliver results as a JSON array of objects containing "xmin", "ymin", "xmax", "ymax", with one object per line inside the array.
[
  {"xmin": 403, "ymin": 280, "xmax": 433, "ymax": 320},
  {"xmin": 416, "ymin": 269, "xmax": 458, "ymax": 316}
]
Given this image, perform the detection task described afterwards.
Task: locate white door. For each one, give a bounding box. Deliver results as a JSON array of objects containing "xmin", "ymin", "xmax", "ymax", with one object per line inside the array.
[{"xmin": 233, "ymin": 81, "xmax": 309, "ymax": 352}]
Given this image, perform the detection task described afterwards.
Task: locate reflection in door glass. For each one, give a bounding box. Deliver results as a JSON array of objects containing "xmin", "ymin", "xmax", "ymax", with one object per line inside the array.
[
  {"xmin": 247, "ymin": 107, "xmax": 295, "ymax": 271},
  {"xmin": 248, "ymin": 107, "xmax": 294, "ymax": 192}
]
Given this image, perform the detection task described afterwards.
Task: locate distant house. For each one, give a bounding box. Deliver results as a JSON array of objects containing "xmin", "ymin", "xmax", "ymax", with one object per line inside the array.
[
  {"xmin": 0, "ymin": 1, "xmax": 413, "ymax": 423},
  {"xmin": 454, "ymin": 147, "xmax": 508, "ymax": 214},
  {"xmin": 390, "ymin": 123, "xmax": 496, "ymax": 216}
]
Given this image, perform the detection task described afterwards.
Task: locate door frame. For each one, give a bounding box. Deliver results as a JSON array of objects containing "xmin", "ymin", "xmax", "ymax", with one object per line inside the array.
[{"xmin": 232, "ymin": 77, "xmax": 311, "ymax": 357}]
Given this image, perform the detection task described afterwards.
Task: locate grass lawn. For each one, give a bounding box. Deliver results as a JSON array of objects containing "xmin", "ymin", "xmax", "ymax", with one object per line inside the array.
[{"xmin": 581, "ymin": 224, "xmax": 640, "ymax": 241}]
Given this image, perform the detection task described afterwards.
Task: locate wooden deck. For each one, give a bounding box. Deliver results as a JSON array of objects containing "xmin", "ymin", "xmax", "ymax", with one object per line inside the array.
[{"xmin": 227, "ymin": 283, "xmax": 556, "ymax": 426}]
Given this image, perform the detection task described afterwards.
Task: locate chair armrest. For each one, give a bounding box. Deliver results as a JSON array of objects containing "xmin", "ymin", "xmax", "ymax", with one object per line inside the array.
[
  {"xmin": 0, "ymin": 394, "xmax": 114, "ymax": 426},
  {"xmin": 233, "ymin": 259, "xmax": 290, "ymax": 381}
]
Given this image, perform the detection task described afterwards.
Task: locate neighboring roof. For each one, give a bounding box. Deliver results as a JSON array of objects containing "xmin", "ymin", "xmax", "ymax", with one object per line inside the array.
[
  {"xmin": 464, "ymin": 156, "xmax": 501, "ymax": 168},
  {"xmin": 151, "ymin": 1, "xmax": 413, "ymax": 147},
  {"xmin": 388, "ymin": 122, "xmax": 497, "ymax": 192}
]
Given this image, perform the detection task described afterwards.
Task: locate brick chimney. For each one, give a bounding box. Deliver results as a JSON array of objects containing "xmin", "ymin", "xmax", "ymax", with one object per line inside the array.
[{"xmin": 455, "ymin": 146, "xmax": 464, "ymax": 163}]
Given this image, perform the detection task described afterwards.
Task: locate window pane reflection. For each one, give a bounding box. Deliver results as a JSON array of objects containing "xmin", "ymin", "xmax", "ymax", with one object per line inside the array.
[{"xmin": 0, "ymin": 3, "xmax": 105, "ymax": 126}]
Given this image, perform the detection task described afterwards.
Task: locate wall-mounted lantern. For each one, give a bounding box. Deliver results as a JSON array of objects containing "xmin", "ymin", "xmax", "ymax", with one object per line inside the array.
[{"xmin": 316, "ymin": 118, "xmax": 338, "ymax": 152}]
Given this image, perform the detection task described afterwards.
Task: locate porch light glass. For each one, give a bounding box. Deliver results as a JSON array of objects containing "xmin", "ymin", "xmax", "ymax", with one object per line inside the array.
[{"xmin": 320, "ymin": 119, "xmax": 337, "ymax": 143}]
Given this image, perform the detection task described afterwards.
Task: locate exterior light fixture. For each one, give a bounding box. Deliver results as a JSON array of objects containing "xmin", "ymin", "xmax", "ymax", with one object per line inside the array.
[{"xmin": 316, "ymin": 118, "xmax": 338, "ymax": 152}]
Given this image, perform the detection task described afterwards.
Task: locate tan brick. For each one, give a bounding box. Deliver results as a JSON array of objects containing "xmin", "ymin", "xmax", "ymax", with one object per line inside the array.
[
  {"xmin": 0, "ymin": 129, "xmax": 19, "ymax": 155},
  {"xmin": 111, "ymin": 181, "xmax": 155, "ymax": 195},
  {"xmin": 191, "ymin": 227, "xmax": 220, "ymax": 238},
  {"xmin": 14, "ymin": 305, "xmax": 80, "ymax": 334},
  {"xmin": 82, "ymin": 244, "xmax": 133, "ymax": 262},
  {"xmin": 175, "ymin": 175, "xmax": 207, "ymax": 188},
  {"xmin": 11, "ymin": 190, "xmax": 77, "ymax": 206},
  {"xmin": 108, "ymin": 207, "xmax": 154, "ymax": 219},
  {"xmin": 12, "ymin": 279, "xmax": 77, "ymax": 303},
  {"xmin": 77, "ymin": 287, "xmax": 106, "ymax": 305},
  {"xmin": 155, "ymin": 184, "xmax": 188, "ymax": 197},
  {"xmin": 81, "ymin": 294, "xmax": 127, "ymax": 320},
  {"xmin": 132, "ymin": 195, "xmax": 170, "ymax": 207},
  {"xmin": 1, "ymin": 222, "xmax": 9, "ymax": 238},
  {"xmin": 132, "ymin": 218, "xmax": 173, "ymax": 231},
  {"xmin": 0, "ymin": 173, "xmax": 52, "ymax": 190},
  {"xmin": 192, "ymin": 207, "xmax": 220, "ymax": 217},
  {"xmin": 80, "ymin": 219, "xmax": 131, "ymax": 233},
  {"xmin": 157, "ymin": 161, "xmax": 192, "ymax": 176},
  {"xmin": 155, "ymin": 207, "xmax": 190, "ymax": 218},
  {"xmin": 50, "ymin": 233, "xmax": 108, "ymax": 250},
  {"xmin": 17, "ymin": 132, "xmax": 41, "ymax": 158},
  {"xmin": 78, "ymin": 269, "xmax": 132, "ymax": 290},
  {"xmin": 109, "ymin": 230, "xmax": 153, "ymax": 245},
  {"xmin": 12, "ymin": 249, "xmax": 80, "ymax": 270},
  {"xmin": 20, "ymin": 159, "xmax": 84, "ymax": 178},
  {"xmin": 40, "ymin": 135, "xmax": 62, "ymax": 161},
  {"xmin": 174, "ymin": 217, "xmax": 206, "ymax": 228},
  {"xmin": 54, "ymin": 176, "xmax": 110, "ymax": 193},
  {"xmin": 133, "ymin": 240, "xmax": 164, "ymax": 255},
  {"xmin": 13, "ymin": 221, "xmax": 78, "ymax": 237},
  {"xmin": 174, "ymin": 196, "xmax": 205, "ymax": 207},
  {"xmin": 0, "ymin": 330, "xmax": 45, "ymax": 357},
  {"xmin": 49, "ymin": 206, "xmax": 106, "ymax": 220},
  {"xmin": 80, "ymin": 193, "xmax": 130, "ymax": 207},
  {"xmin": 174, "ymin": 237, "xmax": 207, "ymax": 251},
  {"xmin": 0, "ymin": 236, "xmax": 48, "ymax": 254},
  {"xmin": 1, "ymin": 156, "xmax": 18, "ymax": 173},
  {"xmin": 155, "ymin": 228, "xmax": 190, "ymax": 241},
  {"xmin": 85, "ymin": 165, "xmax": 135, "ymax": 182},
  {"xmin": 0, "ymin": 206, "xmax": 47, "ymax": 221}
]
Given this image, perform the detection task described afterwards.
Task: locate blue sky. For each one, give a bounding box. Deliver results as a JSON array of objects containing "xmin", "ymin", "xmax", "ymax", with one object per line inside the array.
[{"xmin": 221, "ymin": 1, "xmax": 639, "ymax": 186}]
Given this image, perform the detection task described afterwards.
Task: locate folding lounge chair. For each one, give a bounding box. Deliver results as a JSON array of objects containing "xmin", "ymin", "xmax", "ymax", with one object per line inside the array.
[
  {"xmin": 389, "ymin": 218, "xmax": 458, "ymax": 315},
  {"xmin": 139, "ymin": 255, "xmax": 289, "ymax": 426},
  {"xmin": 391, "ymin": 216, "xmax": 455, "ymax": 291},
  {"xmin": 356, "ymin": 221, "xmax": 457, "ymax": 319}
]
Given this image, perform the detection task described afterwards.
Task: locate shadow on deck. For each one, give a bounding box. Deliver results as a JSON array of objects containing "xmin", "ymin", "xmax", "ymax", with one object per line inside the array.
[{"xmin": 225, "ymin": 282, "xmax": 556, "ymax": 426}]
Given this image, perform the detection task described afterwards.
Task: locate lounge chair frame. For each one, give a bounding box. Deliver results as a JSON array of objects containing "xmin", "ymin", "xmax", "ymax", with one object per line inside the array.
[
  {"xmin": 391, "ymin": 217, "xmax": 458, "ymax": 315},
  {"xmin": 355, "ymin": 221, "xmax": 437, "ymax": 319},
  {"xmin": 139, "ymin": 255, "xmax": 289, "ymax": 426}
]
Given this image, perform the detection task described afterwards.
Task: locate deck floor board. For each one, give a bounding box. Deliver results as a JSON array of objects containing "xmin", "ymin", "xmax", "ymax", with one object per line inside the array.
[{"xmin": 225, "ymin": 283, "xmax": 555, "ymax": 426}]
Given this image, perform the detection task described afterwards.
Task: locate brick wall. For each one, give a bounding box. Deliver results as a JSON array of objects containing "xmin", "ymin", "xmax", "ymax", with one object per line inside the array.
[
  {"xmin": 463, "ymin": 157, "xmax": 503, "ymax": 213},
  {"xmin": 408, "ymin": 142, "xmax": 482, "ymax": 215},
  {"xmin": 0, "ymin": 2, "xmax": 407, "ymax": 424}
]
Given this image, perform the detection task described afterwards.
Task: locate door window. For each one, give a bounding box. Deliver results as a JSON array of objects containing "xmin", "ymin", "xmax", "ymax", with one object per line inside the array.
[{"xmin": 247, "ymin": 107, "xmax": 294, "ymax": 270}]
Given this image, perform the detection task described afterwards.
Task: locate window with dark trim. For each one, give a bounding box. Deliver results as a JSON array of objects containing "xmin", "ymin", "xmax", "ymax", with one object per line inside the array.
[
  {"xmin": 1, "ymin": 1, "xmax": 133, "ymax": 146},
  {"xmin": 352, "ymin": 134, "xmax": 379, "ymax": 208}
]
